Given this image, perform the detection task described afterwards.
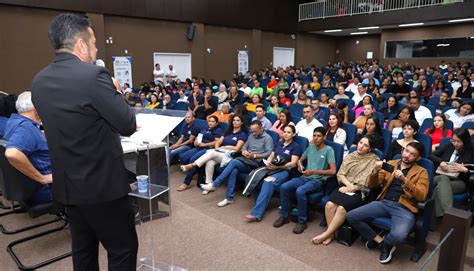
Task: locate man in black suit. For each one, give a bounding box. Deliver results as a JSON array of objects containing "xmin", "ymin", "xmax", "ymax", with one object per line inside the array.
[{"xmin": 31, "ymin": 14, "xmax": 138, "ymax": 271}]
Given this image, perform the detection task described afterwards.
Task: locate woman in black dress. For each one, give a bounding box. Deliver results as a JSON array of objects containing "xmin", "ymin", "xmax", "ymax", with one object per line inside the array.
[{"xmin": 312, "ymin": 135, "xmax": 380, "ymax": 245}]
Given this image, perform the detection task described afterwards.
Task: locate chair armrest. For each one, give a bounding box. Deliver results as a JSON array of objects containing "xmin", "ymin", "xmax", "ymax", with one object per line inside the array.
[{"xmin": 417, "ymin": 198, "xmax": 433, "ymax": 211}]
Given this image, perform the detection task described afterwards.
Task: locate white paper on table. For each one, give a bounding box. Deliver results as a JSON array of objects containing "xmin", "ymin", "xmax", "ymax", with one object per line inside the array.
[{"xmin": 126, "ymin": 113, "xmax": 183, "ymax": 144}]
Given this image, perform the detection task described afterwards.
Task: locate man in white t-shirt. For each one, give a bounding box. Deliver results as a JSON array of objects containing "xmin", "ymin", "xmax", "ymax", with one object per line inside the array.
[
  {"xmin": 296, "ymin": 105, "xmax": 323, "ymax": 142},
  {"xmin": 153, "ymin": 63, "xmax": 165, "ymax": 85},
  {"xmin": 239, "ymin": 81, "xmax": 252, "ymax": 99},
  {"xmin": 345, "ymin": 77, "xmax": 359, "ymax": 96},
  {"xmin": 167, "ymin": 64, "xmax": 178, "ymax": 81},
  {"xmin": 409, "ymin": 96, "xmax": 432, "ymax": 126},
  {"xmin": 352, "ymin": 83, "xmax": 367, "ymax": 105}
]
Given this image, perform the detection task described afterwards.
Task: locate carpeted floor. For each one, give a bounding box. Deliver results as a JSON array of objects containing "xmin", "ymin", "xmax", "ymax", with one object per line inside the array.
[{"xmin": 1, "ymin": 165, "xmax": 473, "ymax": 270}]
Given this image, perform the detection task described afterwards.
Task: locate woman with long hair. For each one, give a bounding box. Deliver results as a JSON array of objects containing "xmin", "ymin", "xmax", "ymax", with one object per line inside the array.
[
  {"xmin": 444, "ymin": 102, "xmax": 474, "ymax": 129},
  {"xmin": 270, "ymin": 110, "xmax": 295, "ymax": 138},
  {"xmin": 267, "ymin": 95, "xmax": 283, "ymax": 115},
  {"xmin": 417, "ymin": 79, "xmax": 432, "ymax": 102},
  {"xmin": 353, "ymin": 103, "xmax": 374, "ymax": 134},
  {"xmin": 178, "ymin": 115, "xmax": 246, "ymax": 192},
  {"xmin": 386, "ymin": 119, "xmax": 419, "ymax": 160},
  {"xmin": 353, "ymin": 117, "xmax": 384, "ymax": 152},
  {"xmin": 379, "ymin": 95, "xmax": 398, "ymax": 121},
  {"xmin": 312, "ymin": 135, "xmax": 380, "ymax": 245},
  {"xmin": 245, "ymin": 125, "xmax": 301, "ymax": 222},
  {"xmin": 144, "ymin": 93, "xmax": 160, "ymax": 109},
  {"xmin": 452, "ymin": 78, "xmax": 473, "ymax": 99},
  {"xmin": 245, "ymin": 94, "xmax": 263, "ymax": 112},
  {"xmin": 353, "ymin": 95, "xmax": 374, "ymax": 118},
  {"xmin": 388, "ymin": 106, "xmax": 416, "ymax": 139},
  {"xmin": 430, "ymin": 129, "xmax": 473, "ymax": 228},
  {"xmin": 293, "ymin": 90, "xmax": 311, "ymax": 105},
  {"xmin": 278, "ymin": 89, "xmax": 292, "ymax": 108},
  {"xmin": 325, "ymin": 113, "xmax": 347, "ymax": 148},
  {"xmin": 424, "ymin": 115, "xmax": 453, "ymax": 151}
]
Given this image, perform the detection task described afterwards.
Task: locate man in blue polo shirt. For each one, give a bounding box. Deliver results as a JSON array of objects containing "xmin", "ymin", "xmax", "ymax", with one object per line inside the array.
[
  {"xmin": 169, "ymin": 112, "xmax": 200, "ymax": 164},
  {"xmin": 3, "ymin": 91, "xmax": 52, "ymax": 203}
]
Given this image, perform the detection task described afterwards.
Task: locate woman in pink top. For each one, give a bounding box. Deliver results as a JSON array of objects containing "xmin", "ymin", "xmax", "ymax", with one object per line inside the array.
[
  {"xmin": 270, "ymin": 110, "xmax": 295, "ymax": 138},
  {"xmin": 353, "ymin": 95, "xmax": 374, "ymax": 118},
  {"xmin": 424, "ymin": 115, "xmax": 453, "ymax": 152}
]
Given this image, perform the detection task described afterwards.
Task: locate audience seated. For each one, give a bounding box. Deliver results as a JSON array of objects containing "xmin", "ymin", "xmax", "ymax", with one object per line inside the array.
[
  {"xmin": 178, "ymin": 115, "xmax": 247, "ymax": 192},
  {"xmin": 245, "ymin": 94, "xmax": 263, "ymax": 112},
  {"xmin": 312, "ymin": 136, "xmax": 381, "ymax": 245},
  {"xmin": 295, "ymin": 105, "xmax": 323, "ymax": 142},
  {"xmin": 201, "ymin": 120, "xmax": 273, "ymax": 207},
  {"xmin": 267, "ymin": 95, "xmax": 283, "ymax": 115},
  {"xmin": 334, "ymin": 86, "xmax": 349, "ymax": 100},
  {"xmin": 194, "ymin": 87, "xmax": 218, "ymax": 119},
  {"xmin": 227, "ymin": 86, "xmax": 240, "ymax": 107},
  {"xmin": 353, "ymin": 95, "xmax": 374, "ymax": 118},
  {"xmin": 388, "ymin": 106, "xmax": 416, "ymax": 139},
  {"xmin": 270, "ymin": 110, "xmax": 294, "ymax": 138},
  {"xmin": 433, "ymin": 91, "xmax": 450, "ymax": 114},
  {"xmin": 207, "ymin": 102, "xmax": 231, "ymax": 123},
  {"xmin": 239, "ymin": 81, "xmax": 252, "ymax": 99},
  {"xmin": 424, "ymin": 115, "xmax": 453, "ymax": 151},
  {"xmin": 353, "ymin": 117, "xmax": 384, "ymax": 152},
  {"xmin": 158, "ymin": 94, "xmax": 176, "ymax": 110},
  {"xmin": 215, "ymin": 83, "xmax": 229, "ymax": 104},
  {"xmin": 386, "ymin": 119, "xmax": 419, "ymax": 160},
  {"xmin": 252, "ymin": 105, "xmax": 272, "ymax": 130},
  {"xmin": 353, "ymin": 103, "xmax": 374, "ymax": 134},
  {"xmin": 2, "ymin": 91, "xmax": 52, "ymax": 204},
  {"xmin": 429, "ymin": 128, "xmax": 473, "ymax": 229},
  {"xmin": 444, "ymin": 102, "xmax": 473, "ymax": 129},
  {"xmin": 409, "ymin": 96, "xmax": 433, "ymax": 126},
  {"xmin": 347, "ymin": 142, "xmax": 429, "ymax": 264},
  {"xmin": 319, "ymin": 93, "xmax": 330, "ymax": 108},
  {"xmin": 379, "ymin": 95, "xmax": 398, "ymax": 121},
  {"xmin": 325, "ymin": 113, "xmax": 347, "ymax": 148},
  {"xmin": 278, "ymin": 89, "xmax": 292, "ymax": 108},
  {"xmin": 144, "ymin": 93, "xmax": 160, "ymax": 109},
  {"xmin": 179, "ymin": 116, "xmax": 222, "ymax": 165},
  {"xmin": 169, "ymin": 113, "xmax": 200, "ymax": 164},
  {"xmin": 251, "ymin": 79, "xmax": 264, "ymax": 99},
  {"xmin": 452, "ymin": 78, "xmax": 473, "ymax": 99},
  {"xmin": 245, "ymin": 125, "xmax": 301, "ymax": 222},
  {"xmin": 273, "ymin": 127, "xmax": 336, "ymax": 234},
  {"xmin": 293, "ymin": 91, "xmax": 311, "ymax": 105}
]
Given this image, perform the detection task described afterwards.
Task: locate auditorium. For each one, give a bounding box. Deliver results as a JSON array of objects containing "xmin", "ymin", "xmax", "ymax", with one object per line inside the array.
[{"xmin": 0, "ymin": 1, "xmax": 473, "ymax": 270}]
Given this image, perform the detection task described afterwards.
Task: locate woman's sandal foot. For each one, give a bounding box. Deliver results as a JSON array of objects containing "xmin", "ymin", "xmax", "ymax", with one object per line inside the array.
[
  {"xmin": 180, "ymin": 164, "xmax": 194, "ymax": 172},
  {"xmin": 177, "ymin": 184, "xmax": 190, "ymax": 191}
]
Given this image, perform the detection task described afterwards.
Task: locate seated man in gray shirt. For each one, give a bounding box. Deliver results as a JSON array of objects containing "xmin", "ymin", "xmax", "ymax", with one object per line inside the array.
[
  {"xmin": 202, "ymin": 120, "xmax": 274, "ymax": 207},
  {"xmin": 252, "ymin": 105, "xmax": 272, "ymax": 130}
]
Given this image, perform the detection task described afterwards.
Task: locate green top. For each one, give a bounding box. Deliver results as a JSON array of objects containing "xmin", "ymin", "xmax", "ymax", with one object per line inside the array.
[
  {"xmin": 266, "ymin": 105, "xmax": 283, "ymax": 115},
  {"xmin": 251, "ymin": 87, "xmax": 263, "ymax": 96},
  {"xmin": 302, "ymin": 144, "xmax": 335, "ymax": 181}
]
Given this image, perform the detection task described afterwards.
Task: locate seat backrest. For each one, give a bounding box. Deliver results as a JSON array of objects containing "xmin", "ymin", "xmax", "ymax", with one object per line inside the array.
[
  {"xmin": 462, "ymin": 121, "xmax": 474, "ymax": 130},
  {"xmin": 420, "ymin": 118, "xmax": 433, "ymax": 134},
  {"xmin": 288, "ymin": 104, "xmax": 304, "ymax": 120},
  {"xmin": 342, "ymin": 123, "xmax": 356, "ymax": 149},
  {"xmin": 0, "ymin": 142, "xmax": 41, "ymax": 201},
  {"xmin": 193, "ymin": 119, "xmax": 209, "ymax": 133},
  {"xmin": 325, "ymin": 140, "xmax": 344, "ymax": 170},
  {"xmin": 397, "ymin": 132, "xmax": 431, "ymax": 158},
  {"xmin": 336, "ymin": 98, "xmax": 354, "ymax": 109},
  {"xmin": 175, "ymin": 102, "xmax": 189, "ymax": 111},
  {"xmin": 294, "ymin": 136, "xmax": 309, "ymax": 153},
  {"xmin": 218, "ymin": 121, "xmax": 229, "ymax": 132},
  {"xmin": 381, "ymin": 128, "xmax": 392, "ymax": 157},
  {"xmin": 265, "ymin": 113, "xmax": 277, "ymax": 124},
  {"xmin": 247, "ymin": 111, "xmax": 256, "ymax": 120},
  {"xmin": 416, "ymin": 158, "xmax": 435, "ymax": 198},
  {"xmin": 439, "ymin": 137, "xmax": 452, "ymax": 148},
  {"xmin": 265, "ymin": 129, "xmax": 280, "ymax": 146}
]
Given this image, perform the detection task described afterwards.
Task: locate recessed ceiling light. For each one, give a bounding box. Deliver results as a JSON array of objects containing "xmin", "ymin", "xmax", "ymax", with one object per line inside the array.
[
  {"xmin": 358, "ymin": 26, "xmax": 379, "ymax": 30},
  {"xmin": 350, "ymin": 32, "xmax": 368, "ymax": 35},
  {"xmin": 399, "ymin": 22, "xmax": 424, "ymax": 27},
  {"xmin": 448, "ymin": 18, "xmax": 474, "ymax": 23},
  {"xmin": 324, "ymin": 29, "xmax": 342, "ymax": 33}
]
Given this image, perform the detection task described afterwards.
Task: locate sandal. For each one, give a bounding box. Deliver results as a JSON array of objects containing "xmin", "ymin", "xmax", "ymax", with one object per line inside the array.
[{"xmin": 177, "ymin": 184, "xmax": 190, "ymax": 191}]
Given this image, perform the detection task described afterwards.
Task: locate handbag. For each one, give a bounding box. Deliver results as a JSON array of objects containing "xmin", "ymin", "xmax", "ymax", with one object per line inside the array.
[
  {"xmin": 235, "ymin": 156, "xmax": 260, "ymax": 168},
  {"xmin": 271, "ymin": 154, "xmax": 289, "ymax": 166},
  {"xmin": 435, "ymin": 166, "xmax": 460, "ymax": 179}
]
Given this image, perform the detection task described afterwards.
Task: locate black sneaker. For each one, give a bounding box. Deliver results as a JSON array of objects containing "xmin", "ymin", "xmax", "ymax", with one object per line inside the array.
[
  {"xmin": 292, "ymin": 223, "xmax": 307, "ymax": 234},
  {"xmin": 379, "ymin": 242, "xmax": 396, "ymax": 264},
  {"xmin": 273, "ymin": 216, "xmax": 290, "ymax": 228},
  {"xmin": 366, "ymin": 239, "xmax": 382, "ymax": 250}
]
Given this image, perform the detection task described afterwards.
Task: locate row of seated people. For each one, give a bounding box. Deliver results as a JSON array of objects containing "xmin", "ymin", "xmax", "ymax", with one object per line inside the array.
[{"xmin": 169, "ymin": 107, "xmax": 473, "ymax": 264}]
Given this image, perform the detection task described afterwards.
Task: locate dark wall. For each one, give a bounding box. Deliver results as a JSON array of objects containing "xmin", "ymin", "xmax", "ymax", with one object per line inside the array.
[
  {"xmin": 0, "ymin": 4, "xmax": 328, "ymax": 93},
  {"xmin": 335, "ymin": 35, "xmax": 381, "ymax": 63},
  {"xmin": 380, "ymin": 23, "xmax": 474, "ymax": 67},
  {"xmin": 0, "ymin": 0, "xmax": 301, "ymax": 33}
]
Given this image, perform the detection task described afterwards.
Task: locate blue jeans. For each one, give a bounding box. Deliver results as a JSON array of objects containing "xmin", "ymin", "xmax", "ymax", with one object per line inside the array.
[
  {"xmin": 180, "ymin": 147, "xmax": 208, "ymax": 164},
  {"xmin": 183, "ymin": 149, "xmax": 208, "ymax": 185},
  {"xmin": 213, "ymin": 159, "xmax": 252, "ymax": 200},
  {"xmin": 170, "ymin": 145, "xmax": 191, "ymax": 165},
  {"xmin": 279, "ymin": 176, "xmax": 323, "ymax": 224},
  {"xmin": 250, "ymin": 170, "xmax": 289, "ymax": 220},
  {"xmin": 347, "ymin": 199, "xmax": 415, "ymax": 246}
]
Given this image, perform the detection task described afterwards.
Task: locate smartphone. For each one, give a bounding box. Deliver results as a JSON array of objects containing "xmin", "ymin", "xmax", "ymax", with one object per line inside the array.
[{"xmin": 382, "ymin": 162, "xmax": 394, "ymax": 173}]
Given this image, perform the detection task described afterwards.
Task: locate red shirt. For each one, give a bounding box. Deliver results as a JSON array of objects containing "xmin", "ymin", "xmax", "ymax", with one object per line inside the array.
[{"xmin": 424, "ymin": 127, "xmax": 452, "ymax": 145}]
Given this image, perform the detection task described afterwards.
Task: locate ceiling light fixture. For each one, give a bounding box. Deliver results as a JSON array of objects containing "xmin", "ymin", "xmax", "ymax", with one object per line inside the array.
[
  {"xmin": 399, "ymin": 22, "xmax": 424, "ymax": 27},
  {"xmin": 324, "ymin": 29, "xmax": 342, "ymax": 33},
  {"xmin": 350, "ymin": 32, "xmax": 368, "ymax": 35},
  {"xmin": 358, "ymin": 26, "xmax": 379, "ymax": 30},
  {"xmin": 448, "ymin": 18, "xmax": 474, "ymax": 23}
]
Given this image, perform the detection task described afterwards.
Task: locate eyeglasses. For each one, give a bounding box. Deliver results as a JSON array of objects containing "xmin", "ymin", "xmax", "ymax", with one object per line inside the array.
[{"xmin": 450, "ymin": 139, "xmax": 463, "ymax": 144}]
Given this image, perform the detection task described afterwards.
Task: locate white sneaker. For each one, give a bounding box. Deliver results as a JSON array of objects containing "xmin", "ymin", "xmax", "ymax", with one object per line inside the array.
[
  {"xmin": 202, "ymin": 189, "xmax": 212, "ymax": 195},
  {"xmin": 217, "ymin": 198, "xmax": 233, "ymax": 207},
  {"xmin": 201, "ymin": 183, "xmax": 216, "ymax": 191}
]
